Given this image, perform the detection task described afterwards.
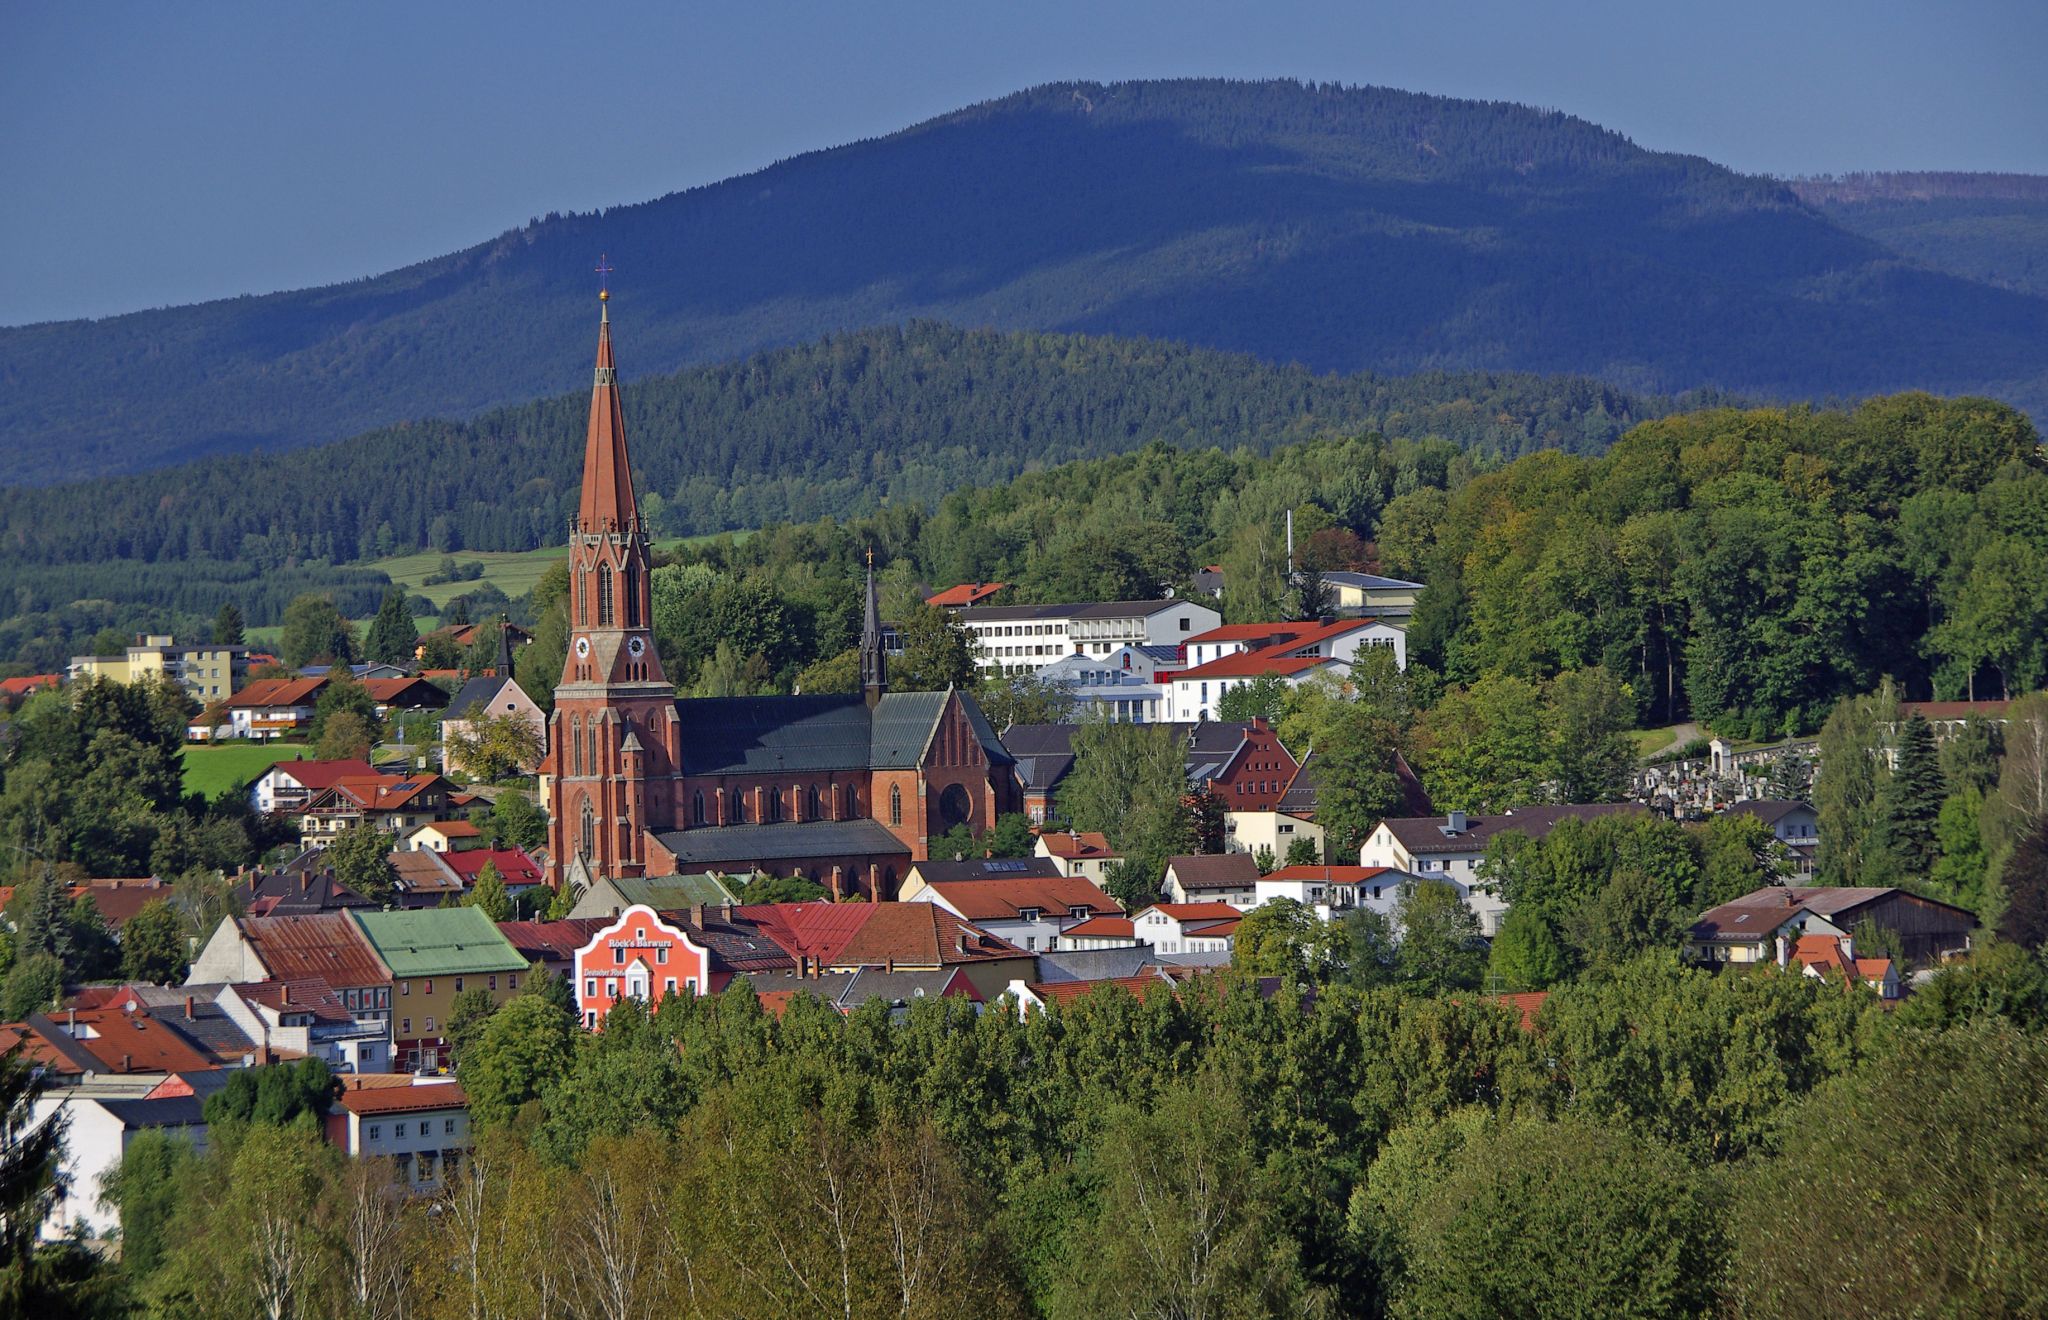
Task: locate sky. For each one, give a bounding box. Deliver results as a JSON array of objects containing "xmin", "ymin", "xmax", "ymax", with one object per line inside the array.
[{"xmin": 4, "ymin": 0, "xmax": 2045, "ymax": 326}]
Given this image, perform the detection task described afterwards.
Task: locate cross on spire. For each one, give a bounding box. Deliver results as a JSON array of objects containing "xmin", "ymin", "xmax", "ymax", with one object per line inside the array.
[{"xmin": 595, "ymin": 254, "xmax": 614, "ymax": 301}]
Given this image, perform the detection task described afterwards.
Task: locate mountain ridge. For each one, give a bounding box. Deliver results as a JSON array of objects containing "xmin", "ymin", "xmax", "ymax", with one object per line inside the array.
[{"xmin": 4, "ymin": 78, "xmax": 2045, "ymax": 484}]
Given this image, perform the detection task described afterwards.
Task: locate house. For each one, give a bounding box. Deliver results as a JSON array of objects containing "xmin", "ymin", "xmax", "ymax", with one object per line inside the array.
[
  {"xmin": 2, "ymin": 1007, "xmax": 224, "ymax": 1085},
  {"xmin": 32, "ymin": 1090, "xmax": 209, "ymax": 1240},
  {"xmin": 955, "ymin": 599, "xmax": 1221, "ymax": 679},
  {"xmin": 390, "ymin": 850, "xmax": 469, "ymax": 908},
  {"xmin": 1161, "ymin": 853, "xmax": 1262, "ymax": 907},
  {"xmin": 1053, "ymin": 915, "xmax": 1141, "ymax": 950},
  {"xmin": 1359, "ymin": 804, "xmax": 1649, "ymax": 935},
  {"xmin": 188, "ymin": 913, "xmax": 394, "ymax": 1026},
  {"xmin": 1721, "ymin": 798, "xmax": 1819, "ymax": 877},
  {"xmin": 230, "ymin": 865, "xmax": 375, "ymax": 918},
  {"xmin": 216, "ymin": 981, "xmax": 392, "ymax": 1071},
  {"xmin": 348, "ymin": 908, "xmax": 529, "ymax": 1071},
  {"xmin": 1034, "ymin": 831, "xmax": 1120, "ymax": 885},
  {"xmin": 1127, "ymin": 903, "xmax": 1243, "ymax": 963},
  {"xmin": 565, "ymin": 871, "xmax": 742, "ymax": 921},
  {"xmin": 226, "ymin": 676, "xmax": 329, "ymax": 741},
  {"xmin": 1896, "ymin": 699, "xmax": 2012, "ymax": 738},
  {"xmin": 1788, "ymin": 933, "xmax": 1901, "ymax": 999},
  {"xmin": 926, "ymin": 582, "xmax": 1008, "ymax": 610},
  {"xmin": 1166, "ymin": 620, "xmax": 1407, "ymax": 723},
  {"xmin": 250, "ymin": 758, "xmax": 379, "ymax": 815},
  {"xmin": 403, "ymin": 819, "xmax": 485, "ymax": 853},
  {"xmin": 899, "ymin": 856, "xmax": 1068, "ymax": 891},
  {"xmin": 1256, "ymin": 864, "xmax": 1411, "ymax": 921},
  {"xmin": 1033, "ymin": 645, "xmax": 1179, "ymax": 723},
  {"xmin": 738, "ymin": 901, "xmax": 1034, "ymax": 999},
  {"xmin": 70, "ymin": 877, "xmax": 176, "ymax": 932},
  {"xmin": 361, "ymin": 676, "xmax": 451, "ymax": 716},
  {"xmin": 1004, "ymin": 719, "xmax": 1299, "ymax": 824},
  {"xmin": 0, "ymin": 674, "xmax": 60, "ymax": 703},
  {"xmin": 1318, "ymin": 572, "xmax": 1425, "ymax": 619},
  {"xmin": 901, "ymin": 874, "xmax": 1121, "ymax": 953},
  {"xmin": 440, "ymin": 673, "xmax": 546, "ymax": 777},
  {"xmin": 1685, "ymin": 886, "xmax": 1977, "ymax": 967},
  {"xmin": 301, "ymin": 662, "xmax": 413, "ymax": 681},
  {"xmin": 573, "ymin": 904, "xmax": 717, "ymax": 1028},
  {"xmin": 496, "ymin": 918, "xmax": 609, "ymax": 980},
  {"xmin": 438, "ymin": 846, "xmax": 546, "ymax": 896},
  {"xmin": 1224, "ymin": 809, "xmax": 1325, "ymax": 866},
  {"xmin": 298, "ymin": 773, "xmax": 462, "ymax": 849},
  {"xmin": 416, "ymin": 620, "xmax": 532, "ymax": 655},
  {"xmin": 68, "ymin": 633, "xmax": 248, "ymax": 704},
  {"xmin": 325, "ymin": 1079, "xmax": 471, "ymax": 1194}
]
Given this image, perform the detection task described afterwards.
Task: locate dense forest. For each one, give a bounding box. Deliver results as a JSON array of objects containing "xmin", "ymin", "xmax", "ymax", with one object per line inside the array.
[
  {"xmin": 5, "ymin": 78, "xmax": 2045, "ymax": 483},
  {"xmin": 647, "ymin": 391, "xmax": 2043, "ymax": 738},
  {"xmin": 33, "ymin": 947, "xmax": 2048, "ymax": 1317},
  {"xmin": 1791, "ymin": 171, "xmax": 2048, "ymax": 297},
  {"xmin": 0, "ymin": 323, "xmax": 1675, "ymax": 670}
]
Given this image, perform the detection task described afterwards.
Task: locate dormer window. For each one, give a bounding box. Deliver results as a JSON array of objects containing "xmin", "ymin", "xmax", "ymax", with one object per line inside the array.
[{"xmin": 1019, "ymin": 908, "xmax": 1041, "ymax": 923}]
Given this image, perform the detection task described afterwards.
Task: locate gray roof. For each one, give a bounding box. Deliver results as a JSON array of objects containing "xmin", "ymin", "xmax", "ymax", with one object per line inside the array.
[
  {"xmin": 1034, "ymin": 947, "xmax": 1161, "ymax": 982},
  {"xmin": 1689, "ymin": 885, "xmax": 1978, "ymax": 943},
  {"xmin": 1723, "ymin": 799, "xmax": 1814, "ymax": 827},
  {"xmin": 672, "ymin": 690, "xmax": 1011, "ymax": 776},
  {"xmin": 1277, "ymin": 752, "xmax": 1321, "ymax": 814},
  {"xmin": 95, "ymin": 1095, "xmax": 208, "ymax": 1130},
  {"xmin": 909, "ymin": 858, "xmax": 1065, "ymax": 883},
  {"xmin": 651, "ymin": 818, "xmax": 910, "ymax": 867},
  {"xmin": 1320, "ymin": 572, "xmax": 1425, "ymax": 591},
  {"xmin": 762, "ymin": 968, "xmax": 973, "ymax": 1010},
  {"xmin": 1166, "ymin": 853, "xmax": 1261, "ymax": 889},
  {"xmin": 444, "ymin": 676, "xmax": 518, "ymax": 722},
  {"xmin": 1380, "ymin": 803, "xmax": 1647, "ymax": 854}
]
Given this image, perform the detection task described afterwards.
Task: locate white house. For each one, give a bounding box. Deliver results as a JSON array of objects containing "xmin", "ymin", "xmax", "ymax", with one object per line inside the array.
[
  {"xmin": 439, "ymin": 674, "xmax": 546, "ymax": 777},
  {"xmin": 1254, "ymin": 864, "xmax": 1411, "ymax": 921},
  {"xmin": 1127, "ymin": 903, "xmax": 1241, "ymax": 963},
  {"xmin": 901, "ymin": 874, "xmax": 1120, "ymax": 954},
  {"xmin": 326, "ymin": 1079, "xmax": 471, "ymax": 1194},
  {"xmin": 1034, "ymin": 830, "xmax": 1121, "ymax": 886},
  {"xmin": 1161, "ymin": 853, "xmax": 1263, "ymax": 908},
  {"xmin": 1359, "ymin": 804, "xmax": 1648, "ymax": 936},
  {"xmin": 248, "ymin": 758, "xmax": 379, "ymax": 815},
  {"xmin": 1318, "ymin": 572, "xmax": 1425, "ymax": 619},
  {"xmin": 957, "ymin": 599, "xmax": 1220, "ymax": 679},
  {"xmin": 1223, "ymin": 810, "xmax": 1325, "ymax": 866},
  {"xmin": 1035, "ymin": 645, "xmax": 1178, "ymax": 722},
  {"xmin": 1166, "ymin": 619, "xmax": 1406, "ymax": 723},
  {"xmin": 33, "ymin": 1089, "xmax": 208, "ymax": 1240}
]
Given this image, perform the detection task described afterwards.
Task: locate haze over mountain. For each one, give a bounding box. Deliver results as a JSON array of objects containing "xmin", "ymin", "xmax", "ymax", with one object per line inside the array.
[
  {"xmin": 1787, "ymin": 172, "xmax": 2048, "ymax": 298},
  {"xmin": 4, "ymin": 78, "xmax": 2046, "ymax": 486}
]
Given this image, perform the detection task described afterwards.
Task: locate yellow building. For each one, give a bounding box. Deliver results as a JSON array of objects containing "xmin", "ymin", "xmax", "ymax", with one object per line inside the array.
[{"xmin": 68, "ymin": 633, "xmax": 250, "ymax": 703}]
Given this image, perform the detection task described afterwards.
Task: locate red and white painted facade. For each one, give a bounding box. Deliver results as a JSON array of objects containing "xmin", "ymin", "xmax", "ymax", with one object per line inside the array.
[{"xmin": 571, "ymin": 904, "xmax": 711, "ymax": 1030}]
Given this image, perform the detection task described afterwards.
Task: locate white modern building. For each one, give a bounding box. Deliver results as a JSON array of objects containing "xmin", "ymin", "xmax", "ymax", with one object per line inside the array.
[
  {"xmin": 1165, "ymin": 619, "xmax": 1406, "ymax": 723},
  {"xmin": 1036, "ymin": 645, "xmax": 1179, "ymax": 722},
  {"xmin": 957, "ymin": 599, "xmax": 1220, "ymax": 678}
]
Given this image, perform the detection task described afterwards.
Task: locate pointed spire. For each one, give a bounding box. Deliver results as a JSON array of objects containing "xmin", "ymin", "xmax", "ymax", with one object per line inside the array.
[
  {"xmin": 576, "ymin": 289, "xmax": 639, "ymax": 535},
  {"xmin": 860, "ymin": 549, "xmax": 886, "ymax": 704},
  {"xmin": 494, "ymin": 616, "xmax": 515, "ymax": 677}
]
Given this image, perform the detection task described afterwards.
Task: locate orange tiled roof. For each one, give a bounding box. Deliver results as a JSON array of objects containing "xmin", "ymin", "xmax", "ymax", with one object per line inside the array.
[
  {"xmin": 1037, "ymin": 831, "xmax": 1117, "ymax": 860},
  {"xmin": 228, "ymin": 676, "xmax": 328, "ymax": 709},
  {"xmin": 925, "ymin": 876, "xmax": 1118, "ymax": 922},
  {"xmin": 336, "ymin": 1081, "xmax": 468, "ymax": 1115},
  {"xmin": 1057, "ymin": 915, "xmax": 1135, "ymax": 939},
  {"xmin": 926, "ymin": 582, "xmax": 1008, "ymax": 608}
]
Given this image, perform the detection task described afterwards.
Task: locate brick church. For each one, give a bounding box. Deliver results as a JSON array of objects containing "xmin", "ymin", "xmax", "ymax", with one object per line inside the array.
[{"xmin": 542, "ymin": 292, "xmax": 1019, "ymax": 900}]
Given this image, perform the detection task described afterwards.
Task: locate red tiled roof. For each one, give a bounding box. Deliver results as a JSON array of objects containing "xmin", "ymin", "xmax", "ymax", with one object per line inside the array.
[
  {"xmin": 737, "ymin": 902, "xmax": 1026, "ymax": 968},
  {"xmin": 499, "ymin": 918, "xmax": 609, "ymax": 965},
  {"xmin": 233, "ymin": 979, "xmax": 354, "ymax": 1025},
  {"xmin": 926, "ymin": 582, "xmax": 1007, "ymax": 608},
  {"xmin": 361, "ymin": 677, "xmax": 446, "ymax": 706},
  {"xmin": 0, "ymin": 675, "xmax": 59, "ymax": 697},
  {"xmin": 228, "ymin": 676, "xmax": 328, "ymax": 709},
  {"xmin": 1145, "ymin": 902, "xmax": 1243, "ymax": 922},
  {"xmin": 1061, "ymin": 915, "xmax": 1135, "ymax": 939},
  {"xmin": 265, "ymin": 759, "xmax": 378, "ymax": 790},
  {"xmin": 440, "ymin": 848, "xmax": 544, "ymax": 887},
  {"xmin": 1026, "ymin": 974, "xmax": 1178, "ymax": 1004},
  {"xmin": 924, "ymin": 876, "xmax": 1118, "ymax": 922},
  {"xmin": 1038, "ymin": 831, "xmax": 1117, "ymax": 860},
  {"xmin": 1497, "ymin": 991, "xmax": 1548, "ymax": 1032},
  {"xmin": 418, "ymin": 819, "xmax": 483, "ymax": 838},
  {"xmin": 1173, "ymin": 651, "xmax": 1333, "ymax": 681},
  {"xmin": 41, "ymin": 1008, "xmax": 217, "ymax": 1074},
  {"xmin": 336, "ymin": 1081, "xmax": 468, "ymax": 1116}
]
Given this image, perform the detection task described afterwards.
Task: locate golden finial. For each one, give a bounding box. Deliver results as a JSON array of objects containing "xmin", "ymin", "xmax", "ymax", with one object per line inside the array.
[{"xmin": 866, "ymin": 546, "xmax": 875, "ymax": 569}]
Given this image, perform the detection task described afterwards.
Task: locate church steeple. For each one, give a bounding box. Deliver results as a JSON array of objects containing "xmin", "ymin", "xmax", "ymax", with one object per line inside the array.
[
  {"xmin": 860, "ymin": 548, "xmax": 886, "ymax": 706},
  {"xmin": 576, "ymin": 288, "xmax": 638, "ymax": 536}
]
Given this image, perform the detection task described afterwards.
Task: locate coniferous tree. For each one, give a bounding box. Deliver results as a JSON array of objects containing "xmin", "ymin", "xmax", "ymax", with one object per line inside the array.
[
  {"xmin": 1881, "ymin": 714, "xmax": 1947, "ymax": 880},
  {"xmin": 1998, "ymin": 818, "xmax": 2048, "ymax": 952},
  {"xmin": 211, "ymin": 602, "xmax": 245, "ymax": 647},
  {"xmin": 363, "ymin": 586, "xmax": 416, "ymax": 666}
]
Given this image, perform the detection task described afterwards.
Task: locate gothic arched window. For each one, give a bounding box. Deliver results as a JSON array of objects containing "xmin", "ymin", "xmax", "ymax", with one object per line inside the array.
[
  {"xmin": 570, "ymin": 715, "xmax": 583, "ymax": 776},
  {"xmin": 692, "ymin": 790, "xmax": 705, "ymax": 825},
  {"xmin": 770, "ymin": 787, "xmax": 784, "ymax": 823},
  {"xmin": 597, "ymin": 564, "xmax": 615, "ymax": 626},
  {"xmin": 807, "ymin": 785, "xmax": 822, "ymax": 821},
  {"xmin": 623, "ymin": 562, "xmax": 640, "ymax": 628},
  {"xmin": 579, "ymin": 799, "xmax": 596, "ymax": 860},
  {"xmin": 889, "ymin": 785, "xmax": 902, "ymax": 827}
]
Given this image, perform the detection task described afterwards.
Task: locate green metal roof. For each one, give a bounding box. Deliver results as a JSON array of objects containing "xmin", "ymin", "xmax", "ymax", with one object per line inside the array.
[{"xmin": 347, "ymin": 907, "xmax": 528, "ymax": 977}]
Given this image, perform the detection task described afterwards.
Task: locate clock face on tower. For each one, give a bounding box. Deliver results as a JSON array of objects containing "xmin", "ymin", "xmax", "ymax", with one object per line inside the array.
[
  {"xmin": 574, "ymin": 637, "xmax": 591, "ymax": 659},
  {"xmin": 627, "ymin": 636, "xmax": 646, "ymax": 658}
]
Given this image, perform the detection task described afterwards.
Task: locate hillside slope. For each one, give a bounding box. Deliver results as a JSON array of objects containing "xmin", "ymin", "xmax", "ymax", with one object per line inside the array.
[
  {"xmin": 4, "ymin": 79, "xmax": 2045, "ymax": 484},
  {"xmin": 1788, "ymin": 172, "xmax": 2048, "ymax": 298}
]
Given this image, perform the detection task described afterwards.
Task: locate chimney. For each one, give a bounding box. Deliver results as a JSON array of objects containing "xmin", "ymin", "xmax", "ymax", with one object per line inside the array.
[
  {"xmin": 689, "ymin": 903, "xmax": 706, "ymax": 929},
  {"xmin": 1447, "ymin": 810, "xmax": 1467, "ymax": 833},
  {"xmin": 120, "ymin": 1054, "xmax": 132, "ymax": 1072},
  {"xmin": 184, "ymin": 996, "xmax": 194, "ymax": 1021},
  {"xmin": 281, "ymin": 983, "xmax": 291, "ymax": 1005},
  {"xmin": 1775, "ymin": 935, "xmax": 1789, "ymax": 967},
  {"xmin": 884, "ymin": 957, "xmax": 895, "ymax": 975}
]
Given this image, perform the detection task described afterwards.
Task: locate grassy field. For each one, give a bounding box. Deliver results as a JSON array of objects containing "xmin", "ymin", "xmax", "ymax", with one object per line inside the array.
[
  {"xmin": 180, "ymin": 743, "xmax": 305, "ymax": 800},
  {"xmin": 1629, "ymin": 726, "xmax": 1681, "ymax": 758},
  {"xmin": 368, "ymin": 534, "xmax": 739, "ymax": 611}
]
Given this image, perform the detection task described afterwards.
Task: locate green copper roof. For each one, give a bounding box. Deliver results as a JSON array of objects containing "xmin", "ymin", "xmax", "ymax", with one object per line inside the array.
[
  {"xmin": 609, "ymin": 873, "xmax": 740, "ymax": 907},
  {"xmin": 347, "ymin": 907, "xmax": 527, "ymax": 978}
]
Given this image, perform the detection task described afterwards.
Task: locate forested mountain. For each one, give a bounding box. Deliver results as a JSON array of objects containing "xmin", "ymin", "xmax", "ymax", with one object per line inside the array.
[
  {"xmin": 1791, "ymin": 172, "xmax": 2048, "ymax": 297},
  {"xmin": 6, "ymin": 78, "xmax": 2046, "ymax": 484}
]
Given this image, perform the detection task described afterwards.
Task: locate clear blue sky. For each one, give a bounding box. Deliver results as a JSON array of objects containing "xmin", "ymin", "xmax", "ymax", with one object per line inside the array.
[{"xmin": 4, "ymin": 0, "xmax": 2044, "ymax": 326}]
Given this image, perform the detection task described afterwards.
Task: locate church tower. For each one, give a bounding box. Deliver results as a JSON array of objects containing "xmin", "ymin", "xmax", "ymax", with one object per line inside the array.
[
  {"xmin": 859, "ymin": 550, "xmax": 887, "ymax": 707},
  {"xmin": 545, "ymin": 285, "xmax": 681, "ymax": 886}
]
